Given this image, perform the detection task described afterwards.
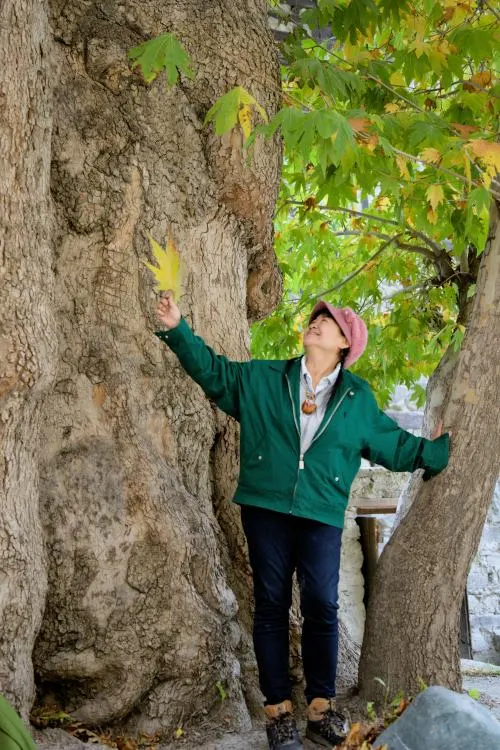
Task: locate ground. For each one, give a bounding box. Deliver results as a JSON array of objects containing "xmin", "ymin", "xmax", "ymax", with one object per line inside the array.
[{"xmin": 33, "ymin": 662, "xmax": 500, "ymax": 749}]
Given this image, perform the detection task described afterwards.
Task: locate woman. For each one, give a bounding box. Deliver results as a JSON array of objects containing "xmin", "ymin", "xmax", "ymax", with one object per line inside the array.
[{"xmin": 155, "ymin": 294, "xmax": 449, "ymax": 750}]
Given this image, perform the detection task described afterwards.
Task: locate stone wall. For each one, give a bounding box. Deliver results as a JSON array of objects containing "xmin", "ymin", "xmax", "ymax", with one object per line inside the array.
[{"xmin": 468, "ymin": 482, "xmax": 500, "ymax": 664}]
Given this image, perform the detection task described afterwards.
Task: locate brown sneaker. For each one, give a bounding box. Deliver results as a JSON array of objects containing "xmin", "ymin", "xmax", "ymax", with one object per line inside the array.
[
  {"xmin": 264, "ymin": 700, "xmax": 303, "ymax": 750},
  {"xmin": 306, "ymin": 697, "xmax": 348, "ymax": 747}
]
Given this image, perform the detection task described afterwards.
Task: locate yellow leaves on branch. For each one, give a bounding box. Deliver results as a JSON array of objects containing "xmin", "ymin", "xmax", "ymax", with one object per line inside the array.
[
  {"xmin": 463, "ymin": 70, "xmax": 494, "ymax": 92},
  {"xmin": 426, "ymin": 184, "xmax": 444, "ymax": 225},
  {"xmin": 420, "ymin": 147, "xmax": 441, "ymax": 165},
  {"xmin": 144, "ymin": 234, "xmax": 182, "ymax": 298},
  {"xmin": 427, "ymin": 184, "xmax": 444, "ymax": 211},
  {"xmin": 396, "ymin": 155, "xmax": 410, "ymax": 180},
  {"xmin": 467, "ymin": 139, "xmax": 500, "ymax": 186}
]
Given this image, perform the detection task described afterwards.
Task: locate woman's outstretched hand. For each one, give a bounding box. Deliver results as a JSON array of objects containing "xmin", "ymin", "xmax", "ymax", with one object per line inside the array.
[
  {"xmin": 157, "ymin": 291, "xmax": 181, "ymax": 330},
  {"xmin": 432, "ymin": 419, "xmax": 452, "ymax": 441}
]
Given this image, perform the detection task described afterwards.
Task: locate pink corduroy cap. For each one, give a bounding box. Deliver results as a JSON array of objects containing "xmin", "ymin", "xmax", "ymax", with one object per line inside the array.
[{"xmin": 308, "ymin": 301, "xmax": 368, "ymax": 369}]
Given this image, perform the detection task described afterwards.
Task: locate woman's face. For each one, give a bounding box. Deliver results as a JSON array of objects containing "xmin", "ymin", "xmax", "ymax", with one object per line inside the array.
[{"xmin": 303, "ymin": 313, "xmax": 349, "ymax": 355}]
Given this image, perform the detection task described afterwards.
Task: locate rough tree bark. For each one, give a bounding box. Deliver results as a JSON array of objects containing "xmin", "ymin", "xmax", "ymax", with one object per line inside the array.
[
  {"xmin": 359, "ymin": 198, "xmax": 500, "ymax": 700},
  {"xmin": 33, "ymin": 0, "xmax": 282, "ymax": 734},
  {"xmin": 0, "ymin": 0, "xmax": 56, "ymax": 718}
]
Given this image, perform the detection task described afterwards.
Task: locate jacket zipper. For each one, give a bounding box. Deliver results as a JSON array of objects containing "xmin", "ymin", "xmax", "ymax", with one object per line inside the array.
[
  {"xmin": 285, "ymin": 373, "xmax": 303, "ymax": 513},
  {"xmin": 285, "ymin": 373, "xmax": 353, "ymax": 512}
]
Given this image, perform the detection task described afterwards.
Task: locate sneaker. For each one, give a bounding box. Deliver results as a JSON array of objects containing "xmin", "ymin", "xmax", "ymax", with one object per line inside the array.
[
  {"xmin": 306, "ymin": 697, "xmax": 348, "ymax": 747},
  {"xmin": 264, "ymin": 700, "xmax": 303, "ymax": 750}
]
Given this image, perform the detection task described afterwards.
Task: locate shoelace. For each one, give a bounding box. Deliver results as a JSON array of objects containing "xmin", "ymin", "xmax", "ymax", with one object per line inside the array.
[{"xmin": 267, "ymin": 712, "xmax": 298, "ymax": 745}]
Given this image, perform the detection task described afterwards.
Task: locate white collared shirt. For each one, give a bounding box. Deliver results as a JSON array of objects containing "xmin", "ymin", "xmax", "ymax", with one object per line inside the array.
[{"xmin": 299, "ymin": 356, "xmax": 341, "ymax": 455}]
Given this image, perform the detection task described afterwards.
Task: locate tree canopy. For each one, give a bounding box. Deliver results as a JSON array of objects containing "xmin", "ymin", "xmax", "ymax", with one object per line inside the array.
[
  {"xmin": 133, "ymin": 0, "xmax": 499, "ymax": 405},
  {"xmin": 252, "ymin": 0, "xmax": 499, "ymax": 406}
]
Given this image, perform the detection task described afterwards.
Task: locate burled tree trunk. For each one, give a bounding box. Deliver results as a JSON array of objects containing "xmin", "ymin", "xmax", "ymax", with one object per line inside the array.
[
  {"xmin": 34, "ymin": 0, "xmax": 281, "ymax": 734},
  {"xmin": 359, "ymin": 199, "xmax": 500, "ymax": 700},
  {"xmin": 0, "ymin": 0, "xmax": 56, "ymax": 717}
]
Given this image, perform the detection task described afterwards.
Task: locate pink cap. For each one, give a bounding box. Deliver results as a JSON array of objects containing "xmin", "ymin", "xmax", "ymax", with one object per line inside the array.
[{"xmin": 309, "ymin": 301, "xmax": 368, "ymax": 368}]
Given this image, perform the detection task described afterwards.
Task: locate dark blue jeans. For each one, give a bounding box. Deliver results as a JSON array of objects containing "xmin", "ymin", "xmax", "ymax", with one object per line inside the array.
[{"xmin": 241, "ymin": 504, "xmax": 343, "ymax": 705}]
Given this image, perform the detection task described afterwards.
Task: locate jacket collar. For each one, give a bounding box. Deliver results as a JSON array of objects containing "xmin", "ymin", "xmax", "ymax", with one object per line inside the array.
[{"xmin": 283, "ymin": 358, "xmax": 356, "ymax": 430}]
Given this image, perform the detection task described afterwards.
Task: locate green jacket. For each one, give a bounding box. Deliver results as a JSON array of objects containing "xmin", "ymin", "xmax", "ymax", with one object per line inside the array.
[
  {"xmin": 0, "ymin": 695, "xmax": 36, "ymax": 750},
  {"xmin": 156, "ymin": 319, "xmax": 449, "ymax": 528}
]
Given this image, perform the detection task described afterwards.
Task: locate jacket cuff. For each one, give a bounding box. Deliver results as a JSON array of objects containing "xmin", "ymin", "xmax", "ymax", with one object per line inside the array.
[
  {"xmin": 154, "ymin": 317, "xmax": 192, "ymax": 348},
  {"xmin": 422, "ymin": 432, "xmax": 450, "ymax": 481}
]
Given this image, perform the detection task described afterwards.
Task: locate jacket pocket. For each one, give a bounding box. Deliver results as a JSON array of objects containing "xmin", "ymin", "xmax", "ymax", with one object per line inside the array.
[{"xmin": 239, "ymin": 434, "xmax": 269, "ymax": 487}]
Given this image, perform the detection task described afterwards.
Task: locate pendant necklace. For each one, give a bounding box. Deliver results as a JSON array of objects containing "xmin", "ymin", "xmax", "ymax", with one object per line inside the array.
[{"xmin": 301, "ymin": 376, "xmax": 317, "ymax": 415}]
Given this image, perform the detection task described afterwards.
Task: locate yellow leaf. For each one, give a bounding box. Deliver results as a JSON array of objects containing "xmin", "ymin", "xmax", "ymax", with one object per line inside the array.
[
  {"xmin": 175, "ymin": 727, "xmax": 184, "ymax": 738},
  {"xmin": 420, "ymin": 147, "xmax": 441, "ymax": 164},
  {"xmin": 238, "ymin": 104, "xmax": 253, "ymax": 140},
  {"xmin": 389, "ymin": 71, "xmax": 406, "ymax": 86},
  {"xmin": 427, "ymin": 207, "xmax": 438, "ymax": 224},
  {"xmin": 409, "ymin": 36, "xmax": 430, "ymax": 59},
  {"xmin": 144, "ymin": 234, "xmax": 182, "ymax": 297},
  {"xmin": 468, "ymin": 139, "xmax": 500, "ymax": 171},
  {"xmin": 348, "ymin": 117, "xmax": 371, "ymax": 133},
  {"xmin": 363, "ymin": 234, "xmax": 378, "ymax": 249},
  {"xmin": 374, "ymin": 196, "xmax": 390, "ymax": 210},
  {"xmin": 365, "ymin": 134, "xmax": 379, "ymax": 152},
  {"xmin": 464, "ymin": 70, "xmax": 493, "ymax": 91},
  {"xmin": 426, "ymin": 184, "xmax": 445, "ymax": 211},
  {"xmin": 384, "ymin": 102, "xmax": 400, "ymax": 114},
  {"xmin": 396, "ymin": 155, "xmax": 410, "ymax": 179}
]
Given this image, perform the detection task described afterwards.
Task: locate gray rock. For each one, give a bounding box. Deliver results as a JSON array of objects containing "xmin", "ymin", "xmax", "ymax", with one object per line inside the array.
[
  {"xmin": 373, "ymin": 685, "xmax": 500, "ymax": 750},
  {"xmin": 33, "ymin": 726, "xmax": 108, "ymax": 749}
]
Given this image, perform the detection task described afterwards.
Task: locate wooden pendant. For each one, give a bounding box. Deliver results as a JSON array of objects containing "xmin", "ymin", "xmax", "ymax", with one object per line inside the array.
[{"xmin": 301, "ymin": 400, "xmax": 317, "ymax": 415}]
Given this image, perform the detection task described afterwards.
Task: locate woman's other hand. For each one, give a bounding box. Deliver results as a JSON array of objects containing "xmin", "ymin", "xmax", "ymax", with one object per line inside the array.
[{"xmin": 432, "ymin": 419, "xmax": 452, "ymax": 440}]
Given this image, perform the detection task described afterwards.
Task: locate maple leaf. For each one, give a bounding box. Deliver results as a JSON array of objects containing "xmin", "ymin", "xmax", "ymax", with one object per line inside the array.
[
  {"xmin": 396, "ymin": 155, "xmax": 410, "ymax": 179},
  {"xmin": 144, "ymin": 234, "xmax": 182, "ymax": 297},
  {"xmin": 427, "ymin": 184, "xmax": 445, "ymax": 211},
  {"xmin": 468, "ymin": 139, "xmax": 500, "ymax": 172},
  {"xmin": 463, "ymin": 70, "xmax": 493, "ymax": 91},
  {"xmin": 420, "ymin": 147, "xmax": 441, "ymax": 164},
  {"xmin": 452, "ymin": 122, "xmax": 478, "ymax": 138},
  {"xmin": 204, "ymin": 86, "xmax": 268, "ymax": 139},
  {"xmin": 348, "ymin": 117, "xmax": 371, "ymax": 133},
  {"xmin": 128, "ymin": 34, "xmax": 194, "ymax": 86},
  {"xmin": 238, "ymin": 104, "xmax": 253, "ymax": 139},
  {"xmin": 427, "ymin": 207, "xmax": 438, "ymax": 224}
]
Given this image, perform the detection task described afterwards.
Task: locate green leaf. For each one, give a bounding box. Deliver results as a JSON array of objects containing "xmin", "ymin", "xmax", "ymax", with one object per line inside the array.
[
  {"xmin": 204, "ymin": 86, "xmax": 268, "ymax": 136},
  {"xmin": 128, "ymin": 33, "xmax": 194, "ymax": 85}
]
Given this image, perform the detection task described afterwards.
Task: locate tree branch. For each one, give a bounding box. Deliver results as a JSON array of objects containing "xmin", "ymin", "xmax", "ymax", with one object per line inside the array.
[
  {"xmin": 297, "ymin": 234, "xmax": 402, "ymax": 310},
  {"xmin": 283, "ymin": 200, "xmax": 401, "ymax": 228}
]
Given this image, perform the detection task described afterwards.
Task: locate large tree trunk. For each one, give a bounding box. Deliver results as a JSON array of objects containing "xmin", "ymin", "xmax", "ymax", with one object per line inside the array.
[
  {"xmin": 33, "ymin": 0, "xmax": 282, "ymax": 734},
  {"xmin": 0, "ymin": 0, "xmax": 56, "ymax": 717},
  {"xmin": 359, "ymin": 199, "xmax": 500, "ymax": 700}
]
